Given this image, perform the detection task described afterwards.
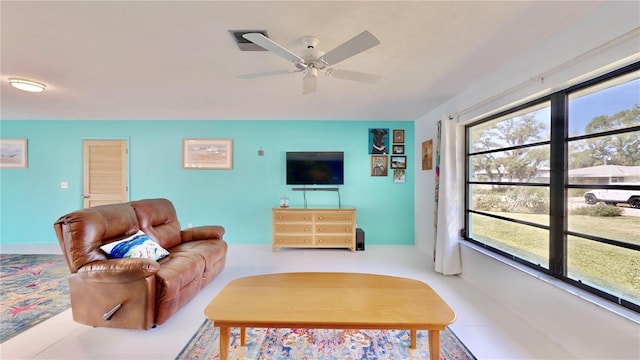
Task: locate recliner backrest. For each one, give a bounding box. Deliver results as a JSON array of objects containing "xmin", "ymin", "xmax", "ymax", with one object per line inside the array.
[
  {"xmin": 130, "ymin": 198, "xmax": 182, "ymax": 250},
  {"xmin": 54, "ymin": 203, "xmax": 140, "ymax": 272}
]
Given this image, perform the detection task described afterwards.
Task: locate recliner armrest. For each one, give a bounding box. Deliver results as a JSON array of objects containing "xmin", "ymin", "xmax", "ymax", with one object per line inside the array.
[
  {"xmin": 77, "ymin": 258, "xmax": 160, "ymax": 283},
  {"xmin": 181, "ymin": 225, "xmax": 225, "ymax": 242}
]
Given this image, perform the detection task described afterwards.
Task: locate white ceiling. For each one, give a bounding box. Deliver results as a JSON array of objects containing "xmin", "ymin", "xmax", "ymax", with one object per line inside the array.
[{"xmin": 1, "ymin": 1, "xmax": 608, "ymax": 121}]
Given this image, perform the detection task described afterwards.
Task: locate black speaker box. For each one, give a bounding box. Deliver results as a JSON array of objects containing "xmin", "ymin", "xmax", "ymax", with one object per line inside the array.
[{"xmin": 356, "ymin": 228, "xmax": 365, "ymax": 251}]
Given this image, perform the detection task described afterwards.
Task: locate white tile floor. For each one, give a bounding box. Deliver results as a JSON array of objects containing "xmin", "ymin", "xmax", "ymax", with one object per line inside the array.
[{"xmin": 1, "ymin": 245, "xmax": 638, "ymax": 359}]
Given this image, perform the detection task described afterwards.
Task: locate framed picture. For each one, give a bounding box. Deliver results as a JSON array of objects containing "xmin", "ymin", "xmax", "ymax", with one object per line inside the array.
[
  {"xmin": 393, "ymin": 129, "xmax": 404, "ymax": 143},
  {"xmin": 370, "ymin": 155, "xmax": 388, "ymax": 176},
  {"xmin": 0, "ymin": 138, "xmax": 28, "ymax": 168},
  {"xmin": 392, "ymin": 145, "xmax": 405, "ymax": 154},
  {"xmin": 369, "ymin": 128, "xmax": 389, "ymax": 154},
  {"xmin": 393, "ymin": 169, "xmax": 406, "ymax": 183},
  {"xmin": 183, "ymin": 138, "xmax": 233, "ymax": 169},
  {"xmin": 422, "ymin": 139, "xmax": 433, "ymax": 170},
  {"xmin": 390, "ymin": 156, "xmax": 407, "ymax": 169}
]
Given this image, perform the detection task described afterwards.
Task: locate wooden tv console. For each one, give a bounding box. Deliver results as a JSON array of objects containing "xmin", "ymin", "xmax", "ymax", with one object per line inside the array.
[{"xmin": 272, "ymin": 208, "xmax": 356, "ymax": 251}]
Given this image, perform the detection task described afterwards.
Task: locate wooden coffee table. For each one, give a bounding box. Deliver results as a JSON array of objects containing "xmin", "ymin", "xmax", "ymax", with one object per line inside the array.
[{"xmin": 204, "ymin": 272, "xmax": 456, "ymax": 360}]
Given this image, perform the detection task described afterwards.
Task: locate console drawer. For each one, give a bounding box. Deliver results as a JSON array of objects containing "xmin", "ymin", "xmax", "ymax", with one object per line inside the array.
[
  {"xmin": 315, "ymin": 212, "xmax": 354, "ymax": 222},
  {"xmin": 273, "ymin": 211, "xmax": 314, "ymax": 222},
  {"xmin": 315, "ymin": 224, "xmax": 353, "ymax": 234},
  {"xmin": 315, "ymin": 236, "xmax": 354, "ymax": 246},
  {"xmin": 274, "ymin": 224, "xmax": 312, "ymax": 233},
  {"xmin": 273, "ymin": 235, "xmax": 313, "ymax": 246}
]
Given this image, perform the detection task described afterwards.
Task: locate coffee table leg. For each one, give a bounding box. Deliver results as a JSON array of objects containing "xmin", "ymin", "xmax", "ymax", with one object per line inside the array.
[
  {"xmin": 219, "ymin": 326, "xmax": 230, "ymax": 360},
  {"xmin": 410, "ymin": 329, "xmax": 417, "ymax": 349},
  {"xmin": 240, "ymin": 327, "xmax": 246, "ymax": 346},
  {"xmin": 428, "ymin": 330, "xmax": 440, "ymax": 360}
]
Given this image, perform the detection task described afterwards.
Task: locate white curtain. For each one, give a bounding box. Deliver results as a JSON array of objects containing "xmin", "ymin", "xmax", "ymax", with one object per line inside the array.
[{"xmin": 434, "ymin": 115, "xmax": 462, "ymax": 275}]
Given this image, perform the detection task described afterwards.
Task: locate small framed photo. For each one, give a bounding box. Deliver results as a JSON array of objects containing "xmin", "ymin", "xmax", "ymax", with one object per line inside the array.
[
  {"xmin": 393, "ymin": 129, "xmax": 404, "ymax": 143},
  {"xmin": 390, "ymin": 156, "xmax": 407, "ymax": 169},
  {"xmin": 183, "ymin": 139, "xmax": 233, "ymax": 169},
  {"xmin": 392, "ymin": 145, "xmax": 405, "ymax": 154},
  {"xmin": 394, "ymin": 169, "xmax": 406, "ymax": 183},
  {"xmin": 370, "ymin": 155, "xmax": 388, "ymax": 176},
  {"xmin": 0, "ymin": 138, "xmax": 28, "ymax": 168}
]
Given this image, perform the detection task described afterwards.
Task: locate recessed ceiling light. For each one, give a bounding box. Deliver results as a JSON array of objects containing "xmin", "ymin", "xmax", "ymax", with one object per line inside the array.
[{"xmin": 9, "ymin": 78, "xmax": 46, "ymax": 92}]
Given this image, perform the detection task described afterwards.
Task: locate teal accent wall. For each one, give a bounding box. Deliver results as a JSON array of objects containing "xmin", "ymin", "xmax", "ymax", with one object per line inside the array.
[{"xmin": 0, "ymin": 120, "xmax": 414, "ymax": 248}]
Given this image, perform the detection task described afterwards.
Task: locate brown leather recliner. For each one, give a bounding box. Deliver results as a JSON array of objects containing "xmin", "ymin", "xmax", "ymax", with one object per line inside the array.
[{"xmin": 53, "ymin": 198, "xmax": 228, "ymax": 330}]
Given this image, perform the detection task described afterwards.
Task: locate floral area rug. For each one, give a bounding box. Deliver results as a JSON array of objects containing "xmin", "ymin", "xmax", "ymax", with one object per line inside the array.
[
  {"xmin": 176, "ymin": 321, "xmax": 476, "ymax": 360},
  {"xmin": 0, "ymin": 254, "xmax": 70, "ymax": 343}
]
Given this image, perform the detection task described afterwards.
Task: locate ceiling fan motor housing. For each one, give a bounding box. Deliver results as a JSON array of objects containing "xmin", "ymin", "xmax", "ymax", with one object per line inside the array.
[
  {"xmin": 302, "ymin": 36, "xmax": 319, "ymax": 48},
  {"xmin": 300, "ymin": 37, "xmax": 326, "ymax": 70}
]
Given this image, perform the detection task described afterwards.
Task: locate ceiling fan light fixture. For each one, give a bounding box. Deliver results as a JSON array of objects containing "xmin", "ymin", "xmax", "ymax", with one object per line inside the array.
[
  {"xmin": 9, "ymin": 78, "xmax": 46, "ymax": 92},
  {"xmin": 304, "ymin": 67, "xmax": 318, "ymax": 79}
]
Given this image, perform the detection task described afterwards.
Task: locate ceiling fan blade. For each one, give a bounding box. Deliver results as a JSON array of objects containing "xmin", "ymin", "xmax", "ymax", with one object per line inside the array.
[
  {"xmin": 320, "ymin": 31, "xmax": 381, "ymax": 66},
  {"xmin": 238, "ymin": 69, "xmax": 297, "ymax": 79},
  {"xmin": 302, "ymin": 69, "xmax": 317, "ymax": 94},
  {"xmin": 242, "ymin": 33, "xmax": 305, "ymax": 64},
  {"xmin": 326, "ymin": 69, "xmax": 380, "ymax": 83}
]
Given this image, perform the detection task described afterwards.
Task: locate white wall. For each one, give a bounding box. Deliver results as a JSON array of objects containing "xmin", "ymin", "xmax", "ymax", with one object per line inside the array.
[{"xmin": 413, "ymin": 0, "xmax": 640, "ymax": 329}]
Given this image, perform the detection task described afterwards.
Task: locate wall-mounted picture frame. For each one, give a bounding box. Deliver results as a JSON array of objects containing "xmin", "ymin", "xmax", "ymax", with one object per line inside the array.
[
  {"xmin": 422, "ymin": 139, "xmax": 433, "ymax": 170},
  {"xmin": 392, "ymin": 145, "xmax": 405, "ymax": 154},
  {"xmin": 0, "ymin": 138, "xmax": 28, "ymax": 168},
  {"xmin": 393, "ymin": 129, "xmax": 404, "ymax": 143},
  {"xmin": 394, "ymin": 169, "xmax": 406, "ymax": 183},
  {"xmin": 369, "ymin": 128, "xmax": 389, "ymax": 154},
  {"xmin": 390, "ymin": 156, "xmax": 407, "ymax": 169},
  {"xmin": 370, "ymin": 155, "xmax": 388, "ymax": 176},
  {"xmin": 183, "ymin": 138, "xmax": 233, "ymax": 169}
]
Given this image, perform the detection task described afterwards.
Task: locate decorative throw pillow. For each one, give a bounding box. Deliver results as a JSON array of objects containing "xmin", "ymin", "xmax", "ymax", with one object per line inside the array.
[{"xmin": 101, "ymin": 230, "xmax": 169, "ymax": 261}]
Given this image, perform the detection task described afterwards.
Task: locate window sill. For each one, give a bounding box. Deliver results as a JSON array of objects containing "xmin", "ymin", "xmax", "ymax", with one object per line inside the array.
[{"xmin": 461, "ymin": 241, "xmax": 640, "ymax": 324}]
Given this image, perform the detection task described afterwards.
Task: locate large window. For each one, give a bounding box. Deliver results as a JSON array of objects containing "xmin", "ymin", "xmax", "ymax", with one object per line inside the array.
[{"xmin": 465, "ymin": 63, "xmax": 639, "ymax": 312}]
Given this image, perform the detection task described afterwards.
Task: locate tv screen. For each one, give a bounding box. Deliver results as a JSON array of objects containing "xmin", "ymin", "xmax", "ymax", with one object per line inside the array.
[{"xmin": 286, "ymin": 152, "xmax": 344, "ymax": 185}]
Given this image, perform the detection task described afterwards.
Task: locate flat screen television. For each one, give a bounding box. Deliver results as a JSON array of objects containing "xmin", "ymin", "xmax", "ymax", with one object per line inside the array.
[{"xmin": 286, "ymin": 151, "xmax": 344, "ymax": 185}]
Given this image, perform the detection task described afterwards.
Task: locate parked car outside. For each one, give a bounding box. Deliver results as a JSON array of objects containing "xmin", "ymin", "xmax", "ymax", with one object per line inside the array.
[{"xmin": 584, "ymin": 187, "xmax": 640, "ymax": 208}]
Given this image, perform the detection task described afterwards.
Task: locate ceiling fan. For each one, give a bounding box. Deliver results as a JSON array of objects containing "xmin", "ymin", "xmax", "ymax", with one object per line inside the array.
[{"xmin": 239, "ymin": 31, "xmax": 381, "ymax": 94}]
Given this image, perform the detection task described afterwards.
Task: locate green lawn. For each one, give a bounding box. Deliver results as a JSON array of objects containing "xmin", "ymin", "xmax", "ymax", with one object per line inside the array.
[{"xmin": 471, "ymin": 212, "xmax": 640, "ymax": 304}]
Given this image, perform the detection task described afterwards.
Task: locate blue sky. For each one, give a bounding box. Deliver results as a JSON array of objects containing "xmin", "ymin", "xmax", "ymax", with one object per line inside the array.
[{"xmin": 568, "ymin": 78, "xmax": 639, "ymax": 136}]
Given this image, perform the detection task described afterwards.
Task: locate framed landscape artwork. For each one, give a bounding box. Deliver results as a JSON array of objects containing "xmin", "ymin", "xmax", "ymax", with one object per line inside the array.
[
  {"xmin": 0, "ymin": 138, "xmax": 27, "ymax": 168},
  {"xmin": 390, "ymin": 156, "xmax": 407, "ymax": 169},
  {"xmin": 183, "ymin": 139, "xmax": 233, "ymax": 169}
]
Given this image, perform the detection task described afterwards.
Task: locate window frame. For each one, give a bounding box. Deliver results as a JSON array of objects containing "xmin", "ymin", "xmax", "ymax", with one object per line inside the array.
[{"xmin": 464, "ymin": 61, "xmax": 640, "ymax": 313}]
